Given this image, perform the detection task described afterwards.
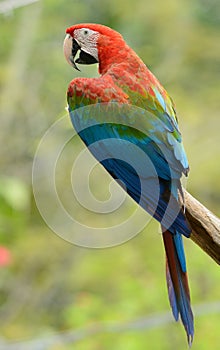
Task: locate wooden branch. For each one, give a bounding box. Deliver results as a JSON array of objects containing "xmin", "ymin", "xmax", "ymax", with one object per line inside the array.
[{"xmin": 183, "ymin": 189, "xmax": 220, "ymax": 265}]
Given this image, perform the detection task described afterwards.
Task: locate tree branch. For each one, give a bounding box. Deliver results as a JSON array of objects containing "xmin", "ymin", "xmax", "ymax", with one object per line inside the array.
[{"xmin": 183, "ymin": 190, "xmax": 220, "ymax": 265}]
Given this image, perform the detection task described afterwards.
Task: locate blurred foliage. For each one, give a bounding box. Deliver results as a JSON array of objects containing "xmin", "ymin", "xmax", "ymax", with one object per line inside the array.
[{"xmin": 0, "ymin": 0, "xmax": 219, "ymax": 349}]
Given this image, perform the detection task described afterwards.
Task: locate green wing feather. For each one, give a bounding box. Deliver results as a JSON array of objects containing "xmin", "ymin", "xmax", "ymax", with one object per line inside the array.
[{"xmin": 67, "ymin": 75, "xmax": 189, "ymax": 176}]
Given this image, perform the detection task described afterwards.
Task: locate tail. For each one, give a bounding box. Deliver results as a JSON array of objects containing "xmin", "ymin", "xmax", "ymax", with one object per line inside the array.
[{"xmin": 162, "ymin": 229, "xmax": 194, "ymax": 346}]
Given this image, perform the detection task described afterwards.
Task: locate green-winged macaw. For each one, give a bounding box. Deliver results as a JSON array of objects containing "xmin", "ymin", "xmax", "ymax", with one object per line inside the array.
[{"xmin": 63, "ymin": 23, "xmax": 194, "ymax": 345}]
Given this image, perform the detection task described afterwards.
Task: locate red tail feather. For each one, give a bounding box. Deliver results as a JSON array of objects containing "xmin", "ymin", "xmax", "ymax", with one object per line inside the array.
[{"xmin": 162, "ymin": 230, "xmax": 194, "ymax": 346}]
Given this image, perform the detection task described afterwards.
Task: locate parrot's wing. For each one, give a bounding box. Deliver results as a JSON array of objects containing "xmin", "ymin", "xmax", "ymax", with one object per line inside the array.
[
  {"xmin": 67, "ymin": 77, "xmax": 191, "ymax": 236},
  {"xmin": 67, "ymin": 75, "xmax": 189, "ymax": 176}
]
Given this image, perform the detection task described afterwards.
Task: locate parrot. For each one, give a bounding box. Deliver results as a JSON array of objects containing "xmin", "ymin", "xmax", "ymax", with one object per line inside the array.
[{"xmin": 63, "ymin": 23, "xmax": 194, "ymax": 345}]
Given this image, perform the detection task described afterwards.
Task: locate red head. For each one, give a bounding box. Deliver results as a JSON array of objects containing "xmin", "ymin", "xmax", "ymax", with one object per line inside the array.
[{"xmin": 63, "ymin": 23, "xmax": 128, "ymax": 74}]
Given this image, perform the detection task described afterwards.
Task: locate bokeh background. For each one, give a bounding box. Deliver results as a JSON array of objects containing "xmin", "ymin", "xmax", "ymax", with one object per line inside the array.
[{"xmin": 0, "ymin": 0, "xmax": 219, "ymax": 349}]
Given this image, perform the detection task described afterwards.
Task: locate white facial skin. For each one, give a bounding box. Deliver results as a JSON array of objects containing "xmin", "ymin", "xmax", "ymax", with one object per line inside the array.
[
  {"xmin": 73, "ymin": 28, "xmax": 99, "ymax": 61},
  {"xmin": 63, "ymin": 28, "xmax": 99, "ymax": 68}
]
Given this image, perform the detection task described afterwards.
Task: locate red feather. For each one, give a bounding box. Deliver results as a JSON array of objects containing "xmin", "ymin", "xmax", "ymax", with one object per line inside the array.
[{"xmin": 163, "ymin": 230, "xmax": 194, "ymax": 346}]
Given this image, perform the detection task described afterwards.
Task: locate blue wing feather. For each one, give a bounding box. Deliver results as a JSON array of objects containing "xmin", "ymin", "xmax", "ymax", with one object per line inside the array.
[{"xmin": 70, "ymin": 105, "xmax": 191, "ymax": 237}]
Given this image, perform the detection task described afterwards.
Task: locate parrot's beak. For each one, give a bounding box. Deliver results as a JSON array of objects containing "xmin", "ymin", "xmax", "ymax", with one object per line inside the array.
[
  {"xmin": 64, "ymin": 34, "xmax": 98, "ymax": 71},
  {"xmin": 63, "ymin": 34, "xmax": 81, "ymax": 71}
]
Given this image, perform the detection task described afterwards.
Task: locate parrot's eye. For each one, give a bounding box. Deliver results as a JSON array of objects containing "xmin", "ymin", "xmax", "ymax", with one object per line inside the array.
[{"xmin": 83, "ymin": 30, "xmax": 89, "ymax": 35}]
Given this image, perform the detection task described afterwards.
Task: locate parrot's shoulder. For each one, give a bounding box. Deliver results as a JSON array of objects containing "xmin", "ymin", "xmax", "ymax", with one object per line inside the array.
[{"xmin": 67, "ymin": 75, "xmax": 129, "ymax": 111}]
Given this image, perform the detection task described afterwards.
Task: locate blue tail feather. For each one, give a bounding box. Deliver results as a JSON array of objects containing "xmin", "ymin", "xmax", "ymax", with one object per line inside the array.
[{"xmin": 163, "ymin": 230, "xmax": 194, "ymax": 346}]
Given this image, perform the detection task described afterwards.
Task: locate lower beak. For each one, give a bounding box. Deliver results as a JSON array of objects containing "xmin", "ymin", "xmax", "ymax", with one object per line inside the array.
[{"xmin": 70, "ymin": 39, "xmax": 81, "ymax": 71}]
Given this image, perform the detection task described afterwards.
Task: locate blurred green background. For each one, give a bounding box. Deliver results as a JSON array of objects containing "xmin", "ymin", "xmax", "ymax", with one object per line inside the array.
[{"xmin": 0, "ymin": 0, "xmax": 219, "ymax": 349}]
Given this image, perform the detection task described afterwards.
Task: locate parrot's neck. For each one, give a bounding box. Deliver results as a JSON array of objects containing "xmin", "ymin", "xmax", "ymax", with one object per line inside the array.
[{"xmin": 98, "ymin": 41, "xmax": 144, "ymax": 76}]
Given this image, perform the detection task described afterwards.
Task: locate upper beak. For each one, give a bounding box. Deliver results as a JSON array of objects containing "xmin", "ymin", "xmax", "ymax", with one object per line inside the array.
[{"xmin": 63, "ymin": 34, "xmax": 81, "ymax": 71}]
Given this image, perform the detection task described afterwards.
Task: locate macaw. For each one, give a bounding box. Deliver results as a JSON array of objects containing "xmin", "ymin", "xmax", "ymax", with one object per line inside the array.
[{"xmin": 63, "ymin": 23, "xmax": 194, "ymax": 345}]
